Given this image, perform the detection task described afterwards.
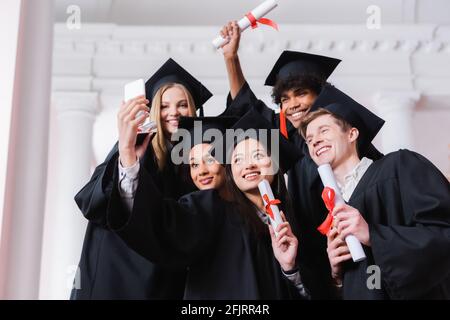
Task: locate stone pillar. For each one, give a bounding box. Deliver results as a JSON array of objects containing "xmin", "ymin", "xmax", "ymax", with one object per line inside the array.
[
  {"xmin": 0, "ymin": 0, "xmax": 54, "ymax": 299},
  {"xmin": 39, "ymin": 92, "xmax": 98, "ymax": 299},
  {"xmin": 373, "ymin": 91, "xmax": 420, "ymax": 153}
]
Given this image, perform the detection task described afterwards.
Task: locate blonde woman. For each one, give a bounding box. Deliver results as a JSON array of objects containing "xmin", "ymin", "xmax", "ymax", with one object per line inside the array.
[
  {"xmin": 72, "ymin": 58, "xmax": 212, "ymax": 300},
  {"xmin": 107, "ymin": 109, "xmax": 309, "ymax": 299}
]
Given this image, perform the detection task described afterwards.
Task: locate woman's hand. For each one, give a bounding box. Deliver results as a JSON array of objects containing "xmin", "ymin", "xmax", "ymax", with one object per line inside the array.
[
  {"xmin": 269, "ymin": 211, "xmax": 298, "ymax": 272},
  {"xmin": 220, "ymin": 21, "xmax": 241, "ymax": 60},
  {"xmin": 117, "ymin": 96, "xmax": 152, "ymax": 167},
  {"xmin": 326, "ymin": 227, "xmax": 352, "ymax": 284}
]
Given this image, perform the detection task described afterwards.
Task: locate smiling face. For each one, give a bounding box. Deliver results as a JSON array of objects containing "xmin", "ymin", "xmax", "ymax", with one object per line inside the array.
[
  {"xmin": 189, "ymin": 143, "xmax": 226, "ymax": 191},
  {"xmin": 230, "ymin": 138, "xmax": 275, "ymax": 194},
  {"xmin": 280, "ymin": 88, "xmax": 317, "ymax": 129},
  {"xmin": 305, "ymin": 114, "xmax": 359, "ymax": 168},
  {"xmin": 160, "ymin": 86, "xmax": 194, "ymax": 136}
]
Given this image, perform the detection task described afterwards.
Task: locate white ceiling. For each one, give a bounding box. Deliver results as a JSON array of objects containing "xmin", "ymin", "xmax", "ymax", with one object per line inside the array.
[{"xmin": 54, "ymin": 0, "xmax": 450, "ymax": 26}]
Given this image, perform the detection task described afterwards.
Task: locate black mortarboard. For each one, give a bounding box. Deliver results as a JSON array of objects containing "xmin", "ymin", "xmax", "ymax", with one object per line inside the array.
[
  {"xmin": 212, "ymin": 108, "xmax": 302, "ymax": 174},
  {"xmin": 310, "ymin": 84, "xmax": 385, "ymax": 154},
  {"xmin": 145, "ymin": 58, "xmax": 213, "ymax": 116},
  {"xmin": 177, "ymin": 116, "xmax": 239, "ymax": 150},
  {"xmin": 264, "ymin": 51, "xmax": 341, "ymax": 86}
]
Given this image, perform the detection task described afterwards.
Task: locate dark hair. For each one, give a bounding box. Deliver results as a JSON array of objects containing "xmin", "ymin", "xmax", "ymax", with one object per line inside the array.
[
  {"xmin": 225, "ymin": 166, "xmax": 296, "ymax": 237},
  {"xmin": 224, "ymin": 137, "xmax": 299, "ymax": 238},
  {"xmin": 179, "ymin": 163, "xmax": 197, "ymax": 190},
  {"xmin": 271, "ymin": 74, "xmax": 325, "ymax": 105}
]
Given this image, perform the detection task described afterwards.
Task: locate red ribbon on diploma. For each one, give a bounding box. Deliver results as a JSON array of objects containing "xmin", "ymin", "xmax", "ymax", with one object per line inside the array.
[
  {"xmin": 245, "ymin": 12, "xmax": 279, "ymax": 31},
  {"xmin": 262, "ymin": 194, "xmax": 281, "ymax": 220},
  {"xmin": 317, "ymin": 187, "xmax": 335, "ymax": 235},
  {"xmin": 279, "ymin": 109, "xmax": 288, "ymax": 139}
]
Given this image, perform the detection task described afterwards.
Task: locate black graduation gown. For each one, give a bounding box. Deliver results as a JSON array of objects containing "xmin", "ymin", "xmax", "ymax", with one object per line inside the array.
[
  {"xmin": 338, "ymin": 149, "xmax": 450, "ymax": 299},
  {"xmin": 71, "ymin": 142, "xmax": 190, "ymax": 300},
  {"xmin": 105, "ymin": 161, "xmax": 303, "ymax": 300},
  {"xmin": 220, "ymin": 83, "xmax": 333, "ymax": 298},
  {"xmin": 220, "ymin": 82, "xmax": 385, "ymax": 299}
]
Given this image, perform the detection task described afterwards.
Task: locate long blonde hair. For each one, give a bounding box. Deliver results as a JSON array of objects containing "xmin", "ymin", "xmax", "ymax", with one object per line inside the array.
[{"xmin": 149, "ymin": 83, "xmax": 196, "ymax": 170}]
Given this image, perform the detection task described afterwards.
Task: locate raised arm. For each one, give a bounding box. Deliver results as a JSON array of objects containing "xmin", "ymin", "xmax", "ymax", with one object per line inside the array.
[
  {"xmin": 106, "ymin": 162, "xmax": 223, "ymax": 268},
  {"xmin": 220, "ymin": 21, "xmax": 246, "ymax": 99},
  {"xmin": 74, "ymin": 95, "xmax": 152, "ymax": 225}
]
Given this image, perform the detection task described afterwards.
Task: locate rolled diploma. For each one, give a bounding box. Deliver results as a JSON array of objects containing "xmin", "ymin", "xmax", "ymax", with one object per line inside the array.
[
  {"xmin": 258, "ymin": 179, "xmax": 283, "ymax": 235},
  {"xmin": 212, "ymin": 0, "xmax": 278, "ymax": 49},
  {"xmin": 318, "ymin": 164, "xmax": 366, "ymax": 263}
]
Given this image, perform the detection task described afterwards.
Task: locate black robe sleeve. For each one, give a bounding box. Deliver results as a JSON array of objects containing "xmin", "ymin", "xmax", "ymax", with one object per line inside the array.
[
  {"xmin": 221, "ymin": 82, "xmax": 277, "ymax": 123},
  {"xmin": 105, "ymin": 161, "xmax": 222, "ymax": 268},
  {"xmin": 74, "ymin": 143, "xmax": 119, "ymax": 226},
  {"xmin": 223, "ymin": 81, "xmax": 258, "ymax": 116},
  {"xmin": 369, "ymin": 150, "xmax": 450, "ymax": 299}
]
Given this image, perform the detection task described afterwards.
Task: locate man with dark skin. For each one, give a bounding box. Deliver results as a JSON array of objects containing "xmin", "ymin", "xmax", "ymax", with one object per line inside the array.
[{"xmin": 217, "ymin": 21, "xmax": 383, "ymax": 299}]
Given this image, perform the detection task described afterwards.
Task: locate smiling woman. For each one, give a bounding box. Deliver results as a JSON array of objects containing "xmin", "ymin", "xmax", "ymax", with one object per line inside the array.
[
  {"xmin": 176, "ymin": 116, "xmax": 238, "ymax": 197},
  {"xmin": 149, "ymin": 83, "xmax": 196, "ymax": 170},
  {"xmin": 189, "ymin": 143, "xmax": 226, "ymax": 190},
  {"xmin": 102, "ymin": 108, "xmax": 309, "ymax": 299},
  {"xmin": 221, "ymin": 108, "xmax": 302, "ymax": 238},
  {"xmin": 226, "ymin": 136, "xmax": 290, "ymax": 236},
  {"xmin": 231, "ymin": 138, "xmax": 275, "ymax": 191},
  {"xmin": 71, "ymin": 58, "xmax": 213, "ymax": 300}
]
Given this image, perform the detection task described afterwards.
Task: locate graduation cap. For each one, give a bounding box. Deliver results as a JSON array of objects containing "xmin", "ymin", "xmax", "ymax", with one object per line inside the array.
[
  {"xmin": 177, "ymin": 116, "xmax": 239, "ymax": 150},
  {"xmin": 145, "ymin": 58, "xmax": 213, "ymax": 116},
  {"xmin": 264, "ymin": 51, "xmax": 341, "ymax": 86},
  {"xmin": 309, "ymin": 84, "xmax": 385, "ymax": 155},
  {"xmin": 263, "ymin": 51, "xmax": 341, "ymax": 139},
  {"xmin": 212, "ymin": 108, "xmax": 302, "ymax": 174}
]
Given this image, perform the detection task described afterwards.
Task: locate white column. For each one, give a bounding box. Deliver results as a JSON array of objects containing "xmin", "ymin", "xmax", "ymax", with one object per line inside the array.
[
  {"xmin": 0, "ymin": 0, "xmax": 21, "ymax": 241},
  {"xmin": 39, "ymin": 92, "xmax": 99, "ymax": 300},
  {"xmin": 0, "ymin": 0, "xmax": 54, "ymax": 299},
  {"xmin": 373, "ymin": 91, "xmax": 420, "ymax": 153},
  {"xmin": 92, "ymin": 94, "xmax": 120, "ymax": 164}
]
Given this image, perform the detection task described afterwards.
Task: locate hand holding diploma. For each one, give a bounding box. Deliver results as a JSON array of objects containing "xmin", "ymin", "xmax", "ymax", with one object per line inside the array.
[
  {"xmin": 219, "ymin": 21, "xmax": 241, "ymax": 60},
  {"xmin": 212, "ymin": 0, "xmax": 279, "ymax": 49},
  {"xmin": 268, "ymin": 211, "xmax": 298, "ymax": 273},
  {"xmin": 258, "ymin": 179, "xmax": 298, "ymax": 271},
  {"xmin": 318, "ymin": 164, "xmax": 367, "ymax": 263},
  {"xmin": 326, "ymin": 227, "xmax": 350, "ymax": 284}
]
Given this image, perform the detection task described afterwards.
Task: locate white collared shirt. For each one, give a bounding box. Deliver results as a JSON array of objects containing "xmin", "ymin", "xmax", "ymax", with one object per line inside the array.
[
  {"xmin": 118, "ymin": 159, "xmax": 140, "ymax": 212},
  {"xmin": 337, "ymin": 157, "xmax": 373, "ymax": 202}
]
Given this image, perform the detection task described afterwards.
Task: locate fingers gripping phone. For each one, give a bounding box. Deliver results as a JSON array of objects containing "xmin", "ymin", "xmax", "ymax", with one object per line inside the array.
[{"xmin": 124, "ymin": 79, "xmax": 157, "ymax": 144}]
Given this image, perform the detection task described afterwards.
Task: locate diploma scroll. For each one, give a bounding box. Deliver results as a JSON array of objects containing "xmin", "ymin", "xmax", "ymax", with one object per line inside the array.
[
  {"xmin": 318, "ymin": 164, "xmax": 367, "ymax": 263},
  {"xmin": 258, "ymin": 179, "xmax": 284, "ymax": 236},
  {"xmin": 212, "ymin": 0, "xmax": 278, "ymax": 49}
]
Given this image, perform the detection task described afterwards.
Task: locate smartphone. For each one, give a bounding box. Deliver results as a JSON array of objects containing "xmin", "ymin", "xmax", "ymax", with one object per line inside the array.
[
  {"xmin": 124, "ymin": 79, "xmax": 145, "ymax": 102},
  {"xmin": 124, "ymin": 79, "xmax": 157, "ymax": 137}
]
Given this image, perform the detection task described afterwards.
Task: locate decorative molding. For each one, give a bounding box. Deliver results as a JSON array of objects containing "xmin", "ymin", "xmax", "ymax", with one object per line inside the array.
[
  {"xmin": 53, "ymin": 23, "xmax": 450, "ymax": 56},
  {"xmin": 51, "ymin": 23, "xmax": 450, "ymax": 109},
  {"xmin": 53, "ymin": 37, "xmax": 450, "ymax": 56}
]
